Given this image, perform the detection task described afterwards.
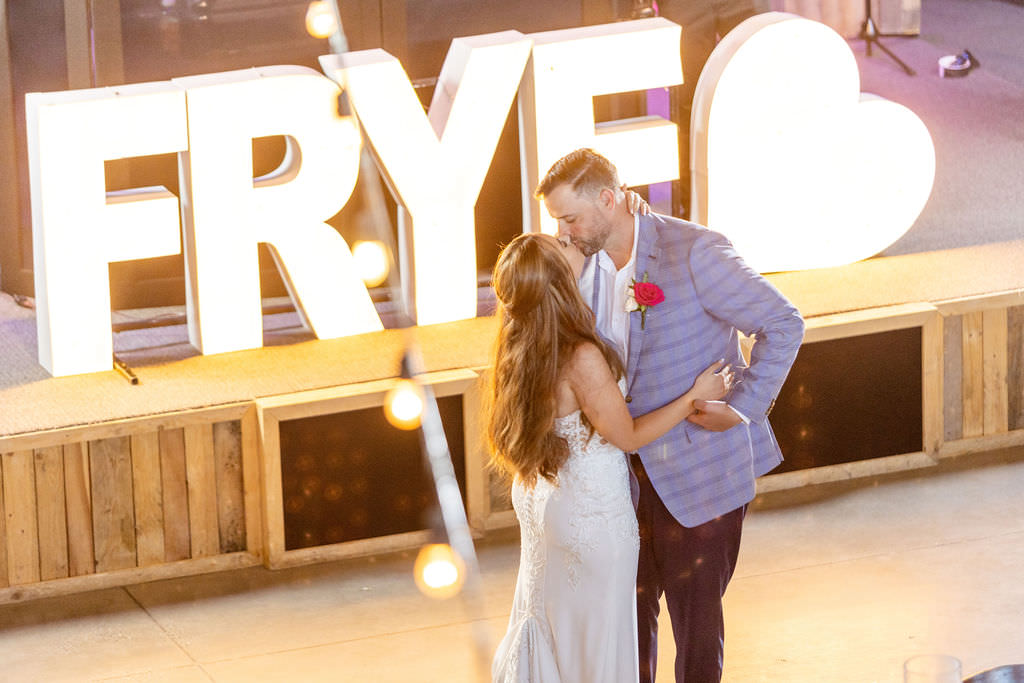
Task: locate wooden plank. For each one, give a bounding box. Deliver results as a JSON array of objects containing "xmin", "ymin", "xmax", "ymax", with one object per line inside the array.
[
  {"xmin": 63, "ymin": 442, "xmax": 95, "ymax": 577},
  {"xmin": 255, "ymin": 369, "xmax": 477, "ymax": 421},
  {"xmin": 258, "ymin": 406, "xmax": 285, "ymax": 568},
  {"xmin": 0, "ymin": 403, "xmax": 249, "ymax": 456},
  {"xmin": 240, "ymin": 406, "xmax": 262, "ymax": 556},
  {"xmin": 89, "ymin": 437, "xmax": 137, "ymax": 573},
  {"xmin": 34, "ymin": 446, "xmax": 68, "ymax": 581},
  {"xmin": 1007, "ymin": 305, "xmax": 1024, "ymax": 432},
  {"xmin": 159, "ymin": 428, "xmax": 190, "ymax": 562},
  {"xmin": 961, "ymin": 311, "xmax": 985, "ymax": 438},
  {"xmin": 921, "ymin": 313, "xmax": 943, "ymax": 455},
  {"xmin": 758, "ymin": 451, "xmax": 938, "ymax": 494},
  {"xmin": 213, "ymin": 421, "xmax": 245, "ymax": 553},
  {"xmin": 935, "ymin": 289, "xmax": 1024, "ymax": 317},
  {"xmin": 462, "ymin": 372, "xmax": 488, "ymax": 532},
  {"xmin": 130, "ymin": 432, "xmax": 164, "ymax": 568},
  {"xmin": 983, "ymin": 308, "xmax": 1010, "ymax": 435},
  {"xmin": 942, "ymin": 315, "xmax": 964, "ymax": 442},
  {"xmin": 0, "ymin": 454, "xmax": 8, "ymax": 587},
  {"xmin": 2, "ymin": 451, "xmax": 40, "ymax": 584},
  {"xmin": 801, "ymin": 303, "xmax": 936, "ymax": 344},
  {"xmin": 937, "ymin": 430, "xmax": 1024, "ymax": 459},
  {"xmin": 184, "ymin": 423, "xmax": 219, "ymax": 558},
  {"xmin": 270, "ymin": 530, "xmax": 433, "ymax": 571},
  {"xmin": 0, "ymin": 551, "xmax": 260, "ymax": 606}
]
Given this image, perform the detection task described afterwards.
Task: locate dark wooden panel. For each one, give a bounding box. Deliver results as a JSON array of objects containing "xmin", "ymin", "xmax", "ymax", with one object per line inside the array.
[
  {"xmin": 278, "ymin": 396, "xmax": 466, "ymax": 550},
  {"xmin": 771, "ymin": 328, "xmax": 923, "ymax": 473}
]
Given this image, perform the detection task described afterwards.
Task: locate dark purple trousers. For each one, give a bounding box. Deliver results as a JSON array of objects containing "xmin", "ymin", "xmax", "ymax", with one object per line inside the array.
[{"xmin": 631, "ymin": 454, "xmax": 746, "ymax": 683}]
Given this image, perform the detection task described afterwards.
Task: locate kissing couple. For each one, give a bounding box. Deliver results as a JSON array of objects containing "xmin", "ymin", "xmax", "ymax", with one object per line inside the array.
[{"xmin": 489, "ymin": 149, "xmax": 803, "ymax": 682}]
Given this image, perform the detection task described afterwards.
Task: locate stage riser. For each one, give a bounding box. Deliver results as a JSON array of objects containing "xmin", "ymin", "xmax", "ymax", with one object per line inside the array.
[
  {"xmin": 759, "ymin": 294, "xmax": 1024, "ymax": 493},
  {"xmin": 0, "ymin": 421, "xmax": 249, "ymax": 583},
  {"xmin": 1, "ymin": 295, "xmax": 1022, "ymax": 603},
  {"xmin": 0, "ymin": 406, "xmax": 263, "ymax": 602}
]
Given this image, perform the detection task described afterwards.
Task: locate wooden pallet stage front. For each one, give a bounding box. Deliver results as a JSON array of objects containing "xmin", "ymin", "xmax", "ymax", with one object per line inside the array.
[{"xmin": 1, "ymin": 240, "xmax": 1023, "ymax": 603}]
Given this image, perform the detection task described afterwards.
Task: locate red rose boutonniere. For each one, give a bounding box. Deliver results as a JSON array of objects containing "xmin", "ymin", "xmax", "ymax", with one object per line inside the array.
[{"xmin": 626, "ymin": 272, "xmax": 664, "ymax": 330}]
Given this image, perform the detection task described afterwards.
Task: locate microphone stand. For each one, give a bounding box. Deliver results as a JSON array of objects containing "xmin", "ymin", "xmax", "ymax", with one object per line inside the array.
[{"xmin": 859, "ymin": 0, "xmax": 915, "ymax": 75}]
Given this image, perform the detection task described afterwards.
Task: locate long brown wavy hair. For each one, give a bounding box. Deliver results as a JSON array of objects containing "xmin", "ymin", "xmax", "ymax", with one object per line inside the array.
[{"xmin": 487, "ymin": 233, "xmax": 624, "ymax": 488}]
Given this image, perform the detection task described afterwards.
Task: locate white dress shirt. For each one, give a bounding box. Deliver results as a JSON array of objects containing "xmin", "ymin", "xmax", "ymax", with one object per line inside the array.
[{"xmin": 579, "ymin": 215, "xmax": 640, "ymax": 365}]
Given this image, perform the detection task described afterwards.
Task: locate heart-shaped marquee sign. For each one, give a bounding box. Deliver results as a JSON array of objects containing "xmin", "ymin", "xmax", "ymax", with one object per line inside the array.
[{"xmin": 690, "ymin": 13, "xmax": 935, "ymax": 273}]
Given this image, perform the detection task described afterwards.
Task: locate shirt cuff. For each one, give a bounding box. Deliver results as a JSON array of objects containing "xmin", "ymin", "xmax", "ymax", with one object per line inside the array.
[{"xmin": 728, "ymin": 404, "xmax": 750, "ymax": 424}]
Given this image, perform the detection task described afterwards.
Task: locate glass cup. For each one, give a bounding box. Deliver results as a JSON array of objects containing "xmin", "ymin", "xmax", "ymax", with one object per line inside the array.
[{"xmin": 904, "ymin": 654, "xmax": 963, "ymax": 683}]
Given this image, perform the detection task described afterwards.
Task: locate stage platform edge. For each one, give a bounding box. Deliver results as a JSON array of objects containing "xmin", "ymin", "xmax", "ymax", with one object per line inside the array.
[{"xmin": 1, "ymin": 243, "xmax": 1023, "ymax": 603}]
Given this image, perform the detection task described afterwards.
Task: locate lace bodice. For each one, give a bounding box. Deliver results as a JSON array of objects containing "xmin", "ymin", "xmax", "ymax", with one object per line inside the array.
[{"xmin": 550, "ymin": 409, "xmax": 638, "ymax": 587}]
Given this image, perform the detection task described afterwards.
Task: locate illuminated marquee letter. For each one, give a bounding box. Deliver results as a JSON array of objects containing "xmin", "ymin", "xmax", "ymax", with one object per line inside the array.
[
  {"xmin": 691, "ymin": 13, "xmax": 935, "ymax": 271},
  {"xmin": 520, "ymin": 18, "xmax": 683, "ymax": 234},
  {"xmin": 27, "ymin": 83, "xmax": 187, "ymax": 377},
  {"xmin": 175, "ymin": 66, "xmax": 380, "ymax": 355},
  {"xmin": 321, "ymin": 31, "xmax": 532, "ymax": 326}
]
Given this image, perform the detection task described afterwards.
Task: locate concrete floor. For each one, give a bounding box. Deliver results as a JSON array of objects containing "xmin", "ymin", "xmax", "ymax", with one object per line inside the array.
[{"xmin": 1, "ymin": 447, "xmax": 1022, "ymax": 682}]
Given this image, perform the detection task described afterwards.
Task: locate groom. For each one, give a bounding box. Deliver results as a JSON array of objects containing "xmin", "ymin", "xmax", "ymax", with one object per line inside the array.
[{"xmin": 536, "ymin": 148, "xmax": 803, "ymax": 682}]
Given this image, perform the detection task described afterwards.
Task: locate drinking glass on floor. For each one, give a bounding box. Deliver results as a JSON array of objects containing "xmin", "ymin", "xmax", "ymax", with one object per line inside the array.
[{"xmin": 905, "ymin": 654, "xmax": 963, "ymax": 683}]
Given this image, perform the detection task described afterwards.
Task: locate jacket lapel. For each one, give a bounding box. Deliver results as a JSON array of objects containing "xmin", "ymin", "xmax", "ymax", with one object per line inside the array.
[{"xmin": 627, "ymin": 215, "xmax": 662, "ymax": 389}]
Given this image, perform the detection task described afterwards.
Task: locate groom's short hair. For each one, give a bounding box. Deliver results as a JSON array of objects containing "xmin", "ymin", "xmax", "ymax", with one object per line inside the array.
[{"xmin": 535, "ymin": 148, "xmax": 620, "ymax": 200}]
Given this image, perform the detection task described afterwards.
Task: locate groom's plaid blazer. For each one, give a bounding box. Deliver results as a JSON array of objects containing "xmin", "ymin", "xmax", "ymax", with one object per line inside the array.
[{"xmin": 623, "ymin": 213, "xmax": 804, "ymax": 528}]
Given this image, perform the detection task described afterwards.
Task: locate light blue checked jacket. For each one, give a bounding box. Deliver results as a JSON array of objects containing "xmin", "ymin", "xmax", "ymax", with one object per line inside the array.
[{"xmin": 614, "ymin": 213, "xmax": 804, "ymax": 528}]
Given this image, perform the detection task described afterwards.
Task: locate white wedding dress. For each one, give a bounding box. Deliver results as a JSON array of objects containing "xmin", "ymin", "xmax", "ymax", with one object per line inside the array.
[{"xmin": 492, "ymin": 385, "xmax": 640, "ymax": 683}]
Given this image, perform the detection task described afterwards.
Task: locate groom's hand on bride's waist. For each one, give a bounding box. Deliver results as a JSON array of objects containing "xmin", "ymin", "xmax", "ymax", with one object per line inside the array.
[{"xmin": 687, "ymin": 399, "xmax": 743, "ymax": 432}]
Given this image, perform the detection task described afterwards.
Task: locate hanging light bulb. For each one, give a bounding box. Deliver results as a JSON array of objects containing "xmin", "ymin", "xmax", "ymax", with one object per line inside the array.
[
  {"xmin": 305, "ymin": 1, "xmax": 336, "ymax": 39},
  {"xmin": 414, "ymin": 543, "xmax": 465, "ymax": 599},
  {"xmin": 352, "ymin": 239, "xmax": 391, "ymax": 288},
  {"xmin": 384, "ymin": 378, "xmax": 424, "ymax": 430}
]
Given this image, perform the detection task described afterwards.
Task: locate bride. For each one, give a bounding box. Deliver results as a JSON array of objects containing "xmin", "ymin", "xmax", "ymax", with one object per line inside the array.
[{"xmin": 488, "ymin": 233, "xmax": 731, "ymax": 683}]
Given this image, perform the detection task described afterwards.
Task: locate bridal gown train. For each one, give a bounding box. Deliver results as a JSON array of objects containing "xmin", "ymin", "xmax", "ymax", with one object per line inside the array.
[{"xmin": 492, "ymin": 395, "xmax": 640, "ymax": 683}]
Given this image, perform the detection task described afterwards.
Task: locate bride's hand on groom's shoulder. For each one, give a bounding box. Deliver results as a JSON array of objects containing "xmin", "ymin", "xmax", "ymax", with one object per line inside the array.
[{"xmin": 623, "ymin": 186, "xmax": 651, "ymax": 216}]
